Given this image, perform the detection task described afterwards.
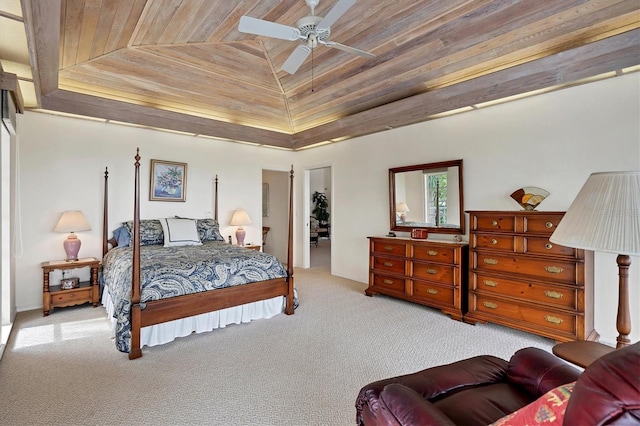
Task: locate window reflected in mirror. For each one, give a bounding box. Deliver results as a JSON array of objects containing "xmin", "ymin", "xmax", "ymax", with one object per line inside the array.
[{"xmin": 390, "ymin": 160, "xmax": 464, "ymax": 235}]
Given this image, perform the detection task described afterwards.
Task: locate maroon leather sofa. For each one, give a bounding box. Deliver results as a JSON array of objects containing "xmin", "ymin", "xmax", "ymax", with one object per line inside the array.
[{"xmin": 355, "ymin": 342, "xmax": 640, "ymax": 425}]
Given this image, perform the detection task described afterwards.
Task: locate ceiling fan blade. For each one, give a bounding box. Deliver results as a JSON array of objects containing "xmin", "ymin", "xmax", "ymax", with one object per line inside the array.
[
  {"xmin": 323, "ymin": 40, "xmax": 375, "ymax": 58},
  {"xmin": 238, "ymin": 16, "xmax": 301, "ymax": 41},
  {"xmin": 281, "ymin": 45, "xmax": 312, "ymax": 74},
  {"xmin": 317, "ymin": 0, "xmax": 356, "ymax": 31}
]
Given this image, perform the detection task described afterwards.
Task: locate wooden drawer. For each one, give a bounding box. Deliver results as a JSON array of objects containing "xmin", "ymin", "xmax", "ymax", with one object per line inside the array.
[
  {"xmin": 522, "ymin": 214, "xmax": 563, "ymax": 235},
  {"xmin": 412, "ymin": 245, "xmax": 456, "ymax": 264},
  {"xmin": 472, "ymin": 214, "xmax": 515, "ymax": 233},
  {"xmin": 51, "ymin": 287, "xmax": 91, "ymax": 306},
  {"xmin": 372, "ymin": 240, "xmax": 407, "ymax": 256},
  {"xmin": 413, "ymin": 263, "xmax": 455, "ymax": 286},
  {"xmin": 472, "ymin": 233, "xmax": 514, "ymax": 252},
  {"xmin": 372, "ymin": 256, "xmax": 405, "ymax": 275},
  {"xmin": 523, "ymin": 236, "xmax": 577, "ymax": 258},
  {"xmin": 473, "ymin": 252, "xmax": 579, "ymax": 284},
  {"xmin": 413, "ymin": 281, "xmax": 454, "ymax": 306},
  {"xmin": 472, "ymin": 273, "xmax": 578, "ymax": 310},
  {"xmin": 472, "ymin": 294, "xmax": 577, "ymax": 335},
  {"xmin": 372, "ymin": 274, "xmax": 405, "ymax": 294}
]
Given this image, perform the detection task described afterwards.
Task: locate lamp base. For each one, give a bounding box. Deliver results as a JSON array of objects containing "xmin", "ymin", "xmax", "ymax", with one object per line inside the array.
[
  {"xmin": 63, "ymin": 233, "xmax": 81, "ymax": 262},
  {"xmin": 236, "ymin": 227, "xmax": 246, "ymax": 246}
]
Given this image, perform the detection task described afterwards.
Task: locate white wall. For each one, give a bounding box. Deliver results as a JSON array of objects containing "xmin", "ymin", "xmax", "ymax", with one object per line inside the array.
[
  {"xmin": 294, "ymin": 73, "xmax": 640, "ymax": 346},
  {"xmin": 14, "ymin": 113, "xmax": 294, "ymax": 311},
  {"xmin": 11, "ymin": 72, "xmax": 640, "ymax": 347},
  {"xmin": 262, "ymin": 169, "xmax": 290, "ymax": 262}
]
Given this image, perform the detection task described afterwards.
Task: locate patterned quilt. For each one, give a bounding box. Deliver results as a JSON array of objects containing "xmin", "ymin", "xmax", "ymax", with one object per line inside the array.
[{"xmin": 102, "ymin": 241, "xmax": 289, "ymax": 352}]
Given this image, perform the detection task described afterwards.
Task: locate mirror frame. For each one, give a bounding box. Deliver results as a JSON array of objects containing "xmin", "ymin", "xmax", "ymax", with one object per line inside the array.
[{"xmin": 389, "ymin": 159, "xmax": 465, "ymax": 235}]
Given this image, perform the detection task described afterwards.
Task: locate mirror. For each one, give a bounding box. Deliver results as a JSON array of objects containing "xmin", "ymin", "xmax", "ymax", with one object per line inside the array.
[{"xmin": 389, "ymin": 159, "xmax": 464, "ymax": 235}]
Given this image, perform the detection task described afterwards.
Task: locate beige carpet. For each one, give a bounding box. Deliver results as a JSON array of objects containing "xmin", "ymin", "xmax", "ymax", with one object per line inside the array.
[{"xmin": 0, "ymin": 268, "xmax": 552, "ymax": 425}]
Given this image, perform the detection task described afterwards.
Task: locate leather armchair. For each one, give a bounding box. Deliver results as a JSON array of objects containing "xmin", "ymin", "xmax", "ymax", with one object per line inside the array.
[{"xmin": 355, "ymin": 342, "xmax": 639, "ymax": 425}]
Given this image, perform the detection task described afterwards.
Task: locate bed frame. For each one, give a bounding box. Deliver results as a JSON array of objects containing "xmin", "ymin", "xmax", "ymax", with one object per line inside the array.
[{"xmin": 102, "ymin": 149, "xmax": 295, "ymax": 359}]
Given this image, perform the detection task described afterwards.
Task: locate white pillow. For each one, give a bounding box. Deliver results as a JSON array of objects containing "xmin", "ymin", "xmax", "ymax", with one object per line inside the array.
[{"xmin": 160, "ymin": 218, "xmax": 202, "ymax": 247}]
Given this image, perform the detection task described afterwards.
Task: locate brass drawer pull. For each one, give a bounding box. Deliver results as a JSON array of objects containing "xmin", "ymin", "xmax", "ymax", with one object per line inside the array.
[
  {"xmin": 484, "ymin": 258, "xmax": 498, "ymax": 265},
  {"xmin": 426, "ymin": 289, "xmax": 438, "ymax": 295},
  {"xmin": 545, "ymin": 243, "xmax": 553, "ymax": 250},
  {"xmin": 545, "ymin": 221, "xmax": 553, "ymax": 229},
  {"xmin": 544, "ymin": 315, "xmax": 563, "ymax": 324},
  {"xmin": 545, "ymin": 266, "xmax": 564, "ymax": 274},
  {"xmin": 383, "ymin": 262, "xmax": 394, "ymax": 267},
  {"xmin": 491, "ymin": 239, "xmax": 497, "ymax": 245},
  {"xmin": 483, "ymin": 301, "xmax": 498, "ymax": 309},
  {"xmin": 383, "ymin": 279, "xmax": 394, "ymax": 285},
  {"xmin": 427, "ymin": 268, "xmax": 438, "ymax": 275},
  {"xmin": 544, "ymin": 290, "xmax": 563, "ymax": 299},
  {"xmin": 491, "ymin": 220, "xmax": 498, "ymax": 227},
  {"xmin": 384, "ymin": 245, "xmax": 394, "ymax": 251},
  {"xmin": 427, "ymin": 250, "xmax": 438, "ymax": 256},
  {"xmin": 483, "ymin": 280, "xmax": 498, "ymax": 287}
]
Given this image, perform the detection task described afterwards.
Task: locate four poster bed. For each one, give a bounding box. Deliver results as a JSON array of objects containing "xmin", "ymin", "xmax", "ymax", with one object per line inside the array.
[{"xmin": 101, "ymin": 149, "xmax": 295, "ymax": 359}]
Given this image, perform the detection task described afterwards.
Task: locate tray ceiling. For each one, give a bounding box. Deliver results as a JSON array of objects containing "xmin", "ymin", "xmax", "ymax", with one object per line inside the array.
[{"xmin": 14, "ymin": 0, "xmax": 640, "ymax": 149}]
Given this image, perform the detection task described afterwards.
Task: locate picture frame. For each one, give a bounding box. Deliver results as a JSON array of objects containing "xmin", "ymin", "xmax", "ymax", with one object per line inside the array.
[{"xmin": 150, "ymin": 159, "xmax": 187, "ymax": 202}]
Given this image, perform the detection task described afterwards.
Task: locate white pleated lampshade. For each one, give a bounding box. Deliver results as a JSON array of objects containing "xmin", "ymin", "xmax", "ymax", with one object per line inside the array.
[
  {"xmin": 230, "ymin": 209, "xmax": 252, "ymax": 226},
  {"xmin": 396, "ymin": 202, "xmax": 410, "ymax": 213},
  {"xmin": 549, "ymin": 171, "xmax": 640, "ymax": 256}
]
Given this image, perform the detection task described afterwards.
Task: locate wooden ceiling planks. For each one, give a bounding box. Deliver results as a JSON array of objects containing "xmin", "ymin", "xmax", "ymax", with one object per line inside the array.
[{"xmin": 22, "ymin": 0, "xmax": 640, "ymax": 150}]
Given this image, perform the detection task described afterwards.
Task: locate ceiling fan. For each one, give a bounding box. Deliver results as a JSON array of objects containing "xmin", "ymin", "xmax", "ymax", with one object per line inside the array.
[{"xmin": 238, "ymin": 0, "xmax": 375, "ymax": 74}]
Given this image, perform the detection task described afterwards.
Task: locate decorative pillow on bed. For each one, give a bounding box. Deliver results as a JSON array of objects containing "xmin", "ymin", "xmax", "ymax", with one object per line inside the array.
[
  {"xmin": 112, "ymin": 225, "xmax": 131, "ymax": 248},
  {"xmin": 160, "ymin": 218, "xmax": 202, "ymax": 247},
  {"xmin": 196, "ymin": 218, "xmax": 224, "ymax": 242},
  {"xmin": 124, "ymin": 219, "xmax": 164, "ymax": 246},
  {"xmin": 174, "ymin": 216, "xmax": 224, "ymax": 242}
]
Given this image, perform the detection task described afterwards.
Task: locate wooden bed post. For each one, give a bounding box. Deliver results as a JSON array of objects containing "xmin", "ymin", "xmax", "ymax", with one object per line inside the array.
[
  {"xmin": 129, "ymin": 149, "xmax": 143, "ymax": 360},
  {"xmin": 285, "ymin": 165, "xmax": 295, "ymax": 315},
  {"xmin": 214, "ymin": 175, "xmax": 218, "ymax": 221},
  {"xmin": 102, "ymin": 167, "xmax": 109, "ymax": 258}
]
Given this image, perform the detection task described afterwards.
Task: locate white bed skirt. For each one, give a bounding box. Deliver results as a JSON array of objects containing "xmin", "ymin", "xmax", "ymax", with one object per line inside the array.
[{"xmin": 101, "ymin": 288, "xmax": 285, "ymax": 349}]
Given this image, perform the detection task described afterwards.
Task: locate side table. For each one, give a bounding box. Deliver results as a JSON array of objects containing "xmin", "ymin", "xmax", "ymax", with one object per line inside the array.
[
  {"xmin": 552, "ymin": 340, "xmax": 616, "ymax": 368},
  {"xmin": 41, "ymin": 257, "xmax": 100, "ymax": 316}
]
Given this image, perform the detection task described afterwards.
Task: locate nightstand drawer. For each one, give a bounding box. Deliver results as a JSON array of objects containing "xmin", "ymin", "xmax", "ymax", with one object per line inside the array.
[{"xmin": 51, "ymin": 286, "xmax": 91, "ymax": 305}]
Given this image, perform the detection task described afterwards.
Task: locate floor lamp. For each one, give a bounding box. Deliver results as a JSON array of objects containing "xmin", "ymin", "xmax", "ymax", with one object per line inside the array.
[{"xmin": 550, "ymin": 171, "xmax": 640, "ymax": 349}]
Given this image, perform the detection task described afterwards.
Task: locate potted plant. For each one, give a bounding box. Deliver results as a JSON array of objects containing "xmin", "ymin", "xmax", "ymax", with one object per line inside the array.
[{"xmin": 312, "ymin": 191, "xmax": 330, "ymax": 226}]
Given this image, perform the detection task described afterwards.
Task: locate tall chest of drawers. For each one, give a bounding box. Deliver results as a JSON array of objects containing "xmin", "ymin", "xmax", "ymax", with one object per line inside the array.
[
  {"xmin": 465, "ymin": 211, "xmax": 595, "ymax": 342},
  {"xmin": 367, "ymin": 237, "xmax": 468, "ymax": 320}
]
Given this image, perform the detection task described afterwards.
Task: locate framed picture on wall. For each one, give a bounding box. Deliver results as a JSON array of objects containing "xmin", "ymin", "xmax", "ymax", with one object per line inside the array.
[{"xmin": 150, "ymin": 159, "xmax": 187, "ymax": 202}]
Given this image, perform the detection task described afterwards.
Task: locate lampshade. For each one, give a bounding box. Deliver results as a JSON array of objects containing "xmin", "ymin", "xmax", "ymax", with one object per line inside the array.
[
  {"xmin": 230, "ymin": 209, "xmax": 252, "ymax": 226},
  {"xmin": 550, "ymin": 171, "xmax": 640, "ymax": 349},
  {"xmin": 396, "ymin": 202, "xmax": 410, "ymax": 213},
  {"xmin": 549, "ymin": 171, "xmax": 640, "ymax": 255},
  {"xmin": 54, "ymin": 210, "xmax": 91, "ymax": 261},
  {"xmin": 54, "ymin": 210, "xmax": 91, "ymax": 233}
]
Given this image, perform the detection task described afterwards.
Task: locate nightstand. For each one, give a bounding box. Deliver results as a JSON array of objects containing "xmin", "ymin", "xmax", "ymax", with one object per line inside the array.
[
  {"xmin": 243, "ymin": 244, "xmax": 262, "ymax": 251},
  {"xmin": 41, "ymin": 257, "xmax": 100, "ymax": 316}
]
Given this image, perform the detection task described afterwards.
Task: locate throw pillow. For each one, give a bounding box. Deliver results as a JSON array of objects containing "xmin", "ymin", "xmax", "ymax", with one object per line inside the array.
[
  {"xmin": 160, "ymin": 218, "xmax": 202, "ymax": 247},
  {"xmin": 491, "ymin": 381, "xmax": 575, "ymax": 426}
]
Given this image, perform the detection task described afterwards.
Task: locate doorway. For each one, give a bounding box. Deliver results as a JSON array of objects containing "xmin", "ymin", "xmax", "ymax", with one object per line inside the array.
[{"xmin": 307, "ymin": 166, "xmax": 332, "ymax": 270}]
